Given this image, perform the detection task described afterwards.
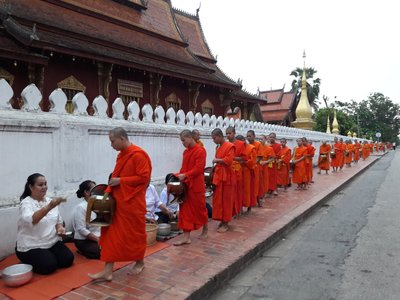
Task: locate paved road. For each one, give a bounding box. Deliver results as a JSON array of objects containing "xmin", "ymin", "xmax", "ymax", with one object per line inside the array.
[{"xmin": 211, "ymin": 151, "xmax": 399, "ymax": 300}]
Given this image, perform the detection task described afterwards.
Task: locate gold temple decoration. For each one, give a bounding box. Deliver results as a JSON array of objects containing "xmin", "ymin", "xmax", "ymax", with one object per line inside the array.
[
  {"xmin": 57, "ymin": 75, "xmax": 86, "ymax": 113},
  {"xmin": 332, "ymin": 109, "xmax": 340, "ymax": 134},
  {"xmin": 347, "ymin": 131, "xmax": 352, "ymax": 137},
  {"xmin": 0, "ymin": 67, "xmax": 15, "ymax": 86},
  {"xmin": 292, "ymin": 51, "xmax": 315, "ymax": 130},
  {"xmin": 352, "ymin": 132, "xmax": 357, "ymax": 138},
  {"xmin": 326, "ymin": 115, "xmax": 331, "ymax": 134}
]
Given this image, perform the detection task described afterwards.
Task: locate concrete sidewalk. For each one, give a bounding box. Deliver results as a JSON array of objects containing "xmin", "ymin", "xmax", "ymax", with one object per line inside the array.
[{"xmin": 0, "ymin": 153, "xmax": 386, "ymax": 300}]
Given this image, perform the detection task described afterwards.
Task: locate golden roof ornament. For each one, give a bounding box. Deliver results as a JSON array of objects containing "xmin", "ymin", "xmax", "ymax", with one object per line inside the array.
[
  {"xmin": 326, "ymin": 115, "xmax": 331, "ymax": 134},
  {"xmin": 347, "ymin": 131, "xmax": 352, "ymax": 137},
  {"xmin": 292, "ymin": 50, "xmax": 315, "ymax": 130},
  {"xmin": 332, "ymin": 109, "xmax": 340, "ymax": 134},
  {"xmin": 352, "ymin": 132, "xmax": 357, "ymax": 138}
]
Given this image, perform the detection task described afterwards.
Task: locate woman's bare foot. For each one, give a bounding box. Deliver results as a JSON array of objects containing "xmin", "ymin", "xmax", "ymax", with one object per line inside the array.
[
  {"xmin": 173, "ymin": 239, "xmax": 191, "ymax": 246},
  {"xmin": 129, "ymin": 261, "xmax": 145, "ymax": 275},
  {"xmin": 88, "ymin": 271, "xmax": 112, "ymax": 282}
]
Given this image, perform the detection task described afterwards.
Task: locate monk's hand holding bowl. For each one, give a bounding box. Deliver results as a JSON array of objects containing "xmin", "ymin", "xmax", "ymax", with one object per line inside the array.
[
  {"xmin": 108, "ymin": 178, "xmax": 120, "ymax": 187},
  {"xmin": 177, "ymin": 173, "xmax": 186, "ymax": 181}
]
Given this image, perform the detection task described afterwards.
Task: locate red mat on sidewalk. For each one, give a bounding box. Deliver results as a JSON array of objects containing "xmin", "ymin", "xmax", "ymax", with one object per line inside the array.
[{"xmin": 0, "ymin": 242, "xmax": 170, "ymax": 300}]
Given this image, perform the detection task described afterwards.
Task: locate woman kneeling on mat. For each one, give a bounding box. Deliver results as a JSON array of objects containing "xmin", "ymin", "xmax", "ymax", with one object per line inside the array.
[{"xmin": 16, "ymin": 173, "xmax": 74, "ymax": 274}]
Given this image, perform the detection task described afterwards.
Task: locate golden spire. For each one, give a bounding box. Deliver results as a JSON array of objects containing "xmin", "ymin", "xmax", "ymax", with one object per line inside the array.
[
  {"xmin": 347, "ymin": 131, "xmax": 352, "ymax": 137},
  {"xmin": 332, "ymin": 109, "xmax": 340, "ymax": 134},
  {"xmin": 352, "ymin": 132, "xmax": 357, "ymax": 138},
  {"xmin": 292, "ymin": 50, "xmax": 315, "ymax": 130},
  {"xmin": 326, "ymin": 115, "xmax": 331, "ymax": 134}
]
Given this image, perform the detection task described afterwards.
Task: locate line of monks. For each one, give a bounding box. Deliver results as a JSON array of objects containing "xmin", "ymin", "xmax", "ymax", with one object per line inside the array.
[{"xmin": 182, "ymin": 128, "xmax": 390, "ymax": 238}]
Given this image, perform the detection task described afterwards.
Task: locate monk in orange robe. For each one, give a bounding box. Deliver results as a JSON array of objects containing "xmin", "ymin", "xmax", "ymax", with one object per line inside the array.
[
  {"xmin": 318, "ymin": 141, "xmax": 331, "ymax": 174},
  {"xmin": 258, "ymin": 135, "xmax": 269, "ymax": 201},
  {"xmin": 89, "ymin": 127, "xmax": 152, "ymax": 281},
  {"xmin": 173, "ymin": 130, "xmax": 209, "ymax": 246},
  {"xmin": 302, "ymin": 137, "xmax": 314, "ymax": 184},
  {"xmin": 353, "ymin": 140, "xmax": 361, "ymax": 163},
  {"xmin": 226, "ymin": 127, "xmax": 245, "ymax": 216},
  {"xmin": 192, "ymin": 129, "xmax": 204, "ymax": 147},
  {"xmin": 267, "ymin": 133, "xmax": 281, "ymax": 195},
  {"xmin": 375, "ymin": 142, "xmax": 379, "ymax": 152},
  {"xmin": 237, "ymin": 135, "xmax": 256, "ymax": 212},
  {"xmin": 247, "ymin": 130, "xmax": 261, "ymax": 207},
  {"xmin": 331, "ymin": 137, "xmax": 340, "ymax": 172},
  {"xmin": 344, "ymin": 140, "xmax": 354, "ymax": 166},
  {"xmin": 338, "ymin": 138, "xmax": 346, "ymax": 170},
  {"xmin": 211, "ymin": 128, "xmax": 235, "ymax": 232},
  {"xmin": 277, "ymin": 138, "xmax": 291, "ymax": 191},
  {"xmin": 292, "ymin": 138, "xmax": 308, "ymax": 190},
  {"xmin": 361, "ymin": 141, "xmax": 370, "ymax": 160}
]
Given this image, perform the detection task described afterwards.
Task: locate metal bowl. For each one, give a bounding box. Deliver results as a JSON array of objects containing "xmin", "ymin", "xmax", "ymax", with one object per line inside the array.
[
  {"xmin": 157, "ymin": 223, "xmax": 171, "ymax": 236},
  {"xmin": 1, "ymin": 264, "xmax": 33, "ymax": 287}
]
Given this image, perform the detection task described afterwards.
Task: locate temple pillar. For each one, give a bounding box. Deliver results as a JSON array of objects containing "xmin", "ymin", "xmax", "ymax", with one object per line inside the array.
[{"xmin": 149, "ymin": 73, "xmax": 163, "ymax": 107}]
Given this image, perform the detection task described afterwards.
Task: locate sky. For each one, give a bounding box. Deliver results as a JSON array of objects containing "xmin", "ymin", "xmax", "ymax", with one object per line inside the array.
[{"xmin": 171, "ymin": 0, "xmax": 400, "ymax": 105}]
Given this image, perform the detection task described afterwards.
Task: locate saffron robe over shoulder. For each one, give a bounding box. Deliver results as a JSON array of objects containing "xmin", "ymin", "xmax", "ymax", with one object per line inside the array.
[
  {"xmin": 277, "ymin": 146, "xmax": 291, "ymax": 186},
  {"xmin": 268, "ymin": 143, "xmax": 281, "ymax": 191},
  {"xmin": 250, "ymin": 141, "xmax": 262, "ymax": 206},
  {"xmin": 178, "ymin": 144, "xmax": 208, "ymax": 232},
  {"xmin": 101, "ymin": 144, "xmax": 152, "ymax": 262},
  {"xmin": 242, "ymin": 144, "xmax": 256, "ymax": 208},
  {"xmin": 212, "ymin": 142, "xmax": 235, "ymax": 222},
  {"xmin": 331, "ymin": 142, "xmax": 341, "ymax": 167},
  {"xmin": 318, "ymin": 144, "xmax": 331, "ymax": 170},
  {"xmin": 231, "ymin": 140, "xmax": 246, "ymax": 215},
  {"xmin": 292, "ymin": 146, "xmax": 307, "ymax": 184}
]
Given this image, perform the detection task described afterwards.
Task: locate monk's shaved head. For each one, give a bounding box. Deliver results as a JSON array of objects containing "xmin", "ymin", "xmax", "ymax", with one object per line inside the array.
[
  {"xmin": 236, "ymin": 135, "xmax": 245, "ymax": 141},
  {"xmin": 180, "ymin": 129, "xmax": 193, "ymax": 138},
  {"xmin": 226, "ymin": 126, "xmax": 236, "ymax": 134},
  {"xmin": 110, "ymin": 127, "xmax": 128, "ymax": 139},
  {"xmin": 211, "ymin": 128, "xmax": 224, "ymax": 137}
]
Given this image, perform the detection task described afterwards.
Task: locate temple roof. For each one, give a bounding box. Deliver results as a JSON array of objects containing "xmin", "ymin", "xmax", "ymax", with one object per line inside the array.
[
  {"xmin": 259, "ymin": 88, "xmax": 297, "ymax": 122},
  {"xmin": 0, "ymin": 0, "xmax": 239, "ymax": 89}
]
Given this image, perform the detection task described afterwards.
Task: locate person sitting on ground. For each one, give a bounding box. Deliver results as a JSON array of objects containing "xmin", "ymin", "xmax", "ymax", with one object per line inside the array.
[
  {"xmin": 72, "ymin": 180, "xmax": 101, "ymax": 259},
  {"xmin": 156, "ymin": 174, "xmax": 179, "ymax": 223},
  {"xmin": 145, "ymin": 183, "xmax": 174, "ymax": 224},
  {"xmin": 16, "ymin": 173, "xmax": 74, "ymax": 274}
]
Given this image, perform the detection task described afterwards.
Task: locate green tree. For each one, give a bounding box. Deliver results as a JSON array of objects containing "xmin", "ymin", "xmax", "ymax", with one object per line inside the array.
[
  {"xmin": 290, "ymin": 67, "xmax": 321, "ymax": 111},
  {"xmin": 318, "ymin": 93, "xmax": 400, "ymax": 142},
  {"xmin": 313, "ymin": 108, "xmax": 356, "ymax": 136}
]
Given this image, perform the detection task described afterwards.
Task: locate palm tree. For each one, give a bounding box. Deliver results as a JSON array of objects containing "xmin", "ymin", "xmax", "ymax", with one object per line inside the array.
[{"xmin": 290, "ymin": 67, "xmax": 321, "ymax": 111}]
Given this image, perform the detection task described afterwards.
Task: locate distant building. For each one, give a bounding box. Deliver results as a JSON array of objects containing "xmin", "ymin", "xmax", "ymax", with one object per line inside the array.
[
  {"xmin": 0, "ymin": 0, "xmax": 263, "ymax": 120},
  {"xmin": 259, "ymin": 88, "xmax": 297, "ymax": 126}
]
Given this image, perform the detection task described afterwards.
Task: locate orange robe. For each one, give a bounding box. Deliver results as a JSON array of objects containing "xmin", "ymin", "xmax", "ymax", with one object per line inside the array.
[
  {"xmin": 370, "ymin": 143, "xmax": 374, "ymax": 153},
  {"xmin": 362, "ymin": 144, "xmax": 370, "ymax": 160},
  {"xmin": 178, "ymin": 144, "xmax": 208, "ymax": 232},
  {"xmin": 307, "ymin": 145, "xmax": 315, "ymax": 182},
  {"xmin": 277, "ymin": 146, "xmax": 291, "ymax": 186},
  {"xmin": 331, "ymin": 143, "xmax": 341, "ymax": 168},
  {"xmin": 292, "ymin": 146, "xmax": 307, "ymax": 184},
  {"xmin": 345, "ymin": 144, "xmax": 354, "ymax": 164},
  {"xmin": 231, "ymin": 140, "xmax": 246, "ymax": 215},
  {"xmin": 257, "ymin": 143, "xmax": 266, "ymax": 198},
  {"xmin": 101, "ymin": 144, "xmax": 152, "ymax": 262},
  {"xmin": 338, "ymin": 143, "xmax": 346, "ymax": 168},
  {"xmin": 318, "ymin": 144, "xmax": 331, "ymax": 170},
  {"xmin": 268, "ymin": 143, "xmax": 281, "ymax": 191},
  {"xmin": 212, "ymin": 142, "xmax": 235, "ymax": 222},
  {"xmin": 263, "ymin": 145, "xmax": 275, "ymax": 192},
  {"xmin": 242, "ymin": 144, "xmax": 256, "ymax": 208},
  {"xmin": 354, "ymin": 143, "xmax": 361, "ymax": 161},
  {"xmin": 250, "ymin": 141, "xmax": 262, "ymax": 206}
]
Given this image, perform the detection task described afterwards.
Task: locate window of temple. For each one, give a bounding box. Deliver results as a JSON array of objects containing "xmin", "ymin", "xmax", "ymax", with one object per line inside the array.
[
  {"xmin": 201, "ymin": 99, "xmax": 214, "ymax": 116},
  {"xmin": 165, "ymin": 92, "xmax": 181, "ymax": 111},
  {"xmin": 57, "ymin": 75, "xmax": 86, "ymax": 113},
  {"xmin": 0, "ymin": 67, "xmax": 15, "ymax": 86},
  {"xmin": 117, "ymin": 79, "xmax": 143, "ymax": 107}
]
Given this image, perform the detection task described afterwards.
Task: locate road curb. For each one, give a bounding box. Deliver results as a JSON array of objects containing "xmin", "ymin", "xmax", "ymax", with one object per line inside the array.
[{"xmin": 188, "ymin": 154, "xmax": 386, "ymax": 300}]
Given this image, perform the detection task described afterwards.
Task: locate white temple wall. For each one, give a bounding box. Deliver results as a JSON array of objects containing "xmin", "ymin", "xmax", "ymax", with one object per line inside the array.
[{"xmin": 0, "ymin": 79, "xmax": 355, "ymax": 258}]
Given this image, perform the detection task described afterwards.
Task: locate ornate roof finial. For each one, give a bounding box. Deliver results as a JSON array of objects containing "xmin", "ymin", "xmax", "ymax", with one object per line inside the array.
[
  {"xmin": 196, "ymin": 2, "xmax": 201, "ymax": 16},
  {"xmin": 302, "ymin": 49, "xmax": 306, "ymax": 69}
]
